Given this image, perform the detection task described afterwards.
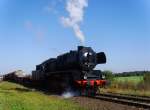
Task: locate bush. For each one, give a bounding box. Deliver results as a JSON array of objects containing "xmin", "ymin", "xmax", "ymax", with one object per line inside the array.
[
  {"xmin": 102, "ymin": 70, "xmax": 114, "ymax": 81},
  {"xmin": 102, "ymin": 70, "xmax": 114, "ymax": 87}
]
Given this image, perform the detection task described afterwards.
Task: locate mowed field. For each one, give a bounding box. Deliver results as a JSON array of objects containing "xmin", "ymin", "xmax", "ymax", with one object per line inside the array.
[{"xmin": 0, "ymin": 81, "xmax": 85, "ymax": 110}]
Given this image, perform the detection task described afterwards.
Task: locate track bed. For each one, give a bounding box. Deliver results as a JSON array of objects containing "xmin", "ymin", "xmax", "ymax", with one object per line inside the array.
[{"xmin": 71, "ymin": 96, "xmax": 149, "ymax": 110}]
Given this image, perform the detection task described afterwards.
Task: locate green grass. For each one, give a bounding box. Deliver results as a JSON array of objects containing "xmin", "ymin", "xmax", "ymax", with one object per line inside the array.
[
  {"xmin": 114, "ymin": 76, "xmax": 143, "ymax": 84},
  {"xmin": 101, "ymin": 75, "xmax": 150, "ymax": 97},
  {"xmin": 0, "ymin": 81, "xmax": 85, "ymax": 110}
]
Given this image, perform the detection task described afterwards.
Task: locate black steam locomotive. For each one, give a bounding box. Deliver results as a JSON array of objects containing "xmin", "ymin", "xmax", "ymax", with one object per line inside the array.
[{"xmin": 32, "ymin": 46, "xmax": 106, "ymax": 95}]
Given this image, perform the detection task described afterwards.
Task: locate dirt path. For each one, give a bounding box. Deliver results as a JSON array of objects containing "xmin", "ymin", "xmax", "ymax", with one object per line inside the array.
[{"xmin": 71, "ymin": 96, "xmax": 148, "ymax": 110}]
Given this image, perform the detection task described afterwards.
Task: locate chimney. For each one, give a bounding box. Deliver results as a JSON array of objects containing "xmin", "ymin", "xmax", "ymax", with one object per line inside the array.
[{"xmin": 78, "ymin": 46, "xmax": 84, "ymax": 51}]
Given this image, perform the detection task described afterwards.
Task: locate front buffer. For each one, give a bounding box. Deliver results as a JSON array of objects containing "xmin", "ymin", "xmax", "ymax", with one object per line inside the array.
[
  {"xmin": 76, "ymin": 79, "xmax": 106, "ymax": 96},
  {"xmin": 75, "ymin": 70, "xmax": 107, "ymax": 96}
]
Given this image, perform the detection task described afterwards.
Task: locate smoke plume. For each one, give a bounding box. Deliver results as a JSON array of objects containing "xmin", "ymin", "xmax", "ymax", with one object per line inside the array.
[{"xmin": 61, "ymin": 0, "xmax": 88, "ymax": 44}]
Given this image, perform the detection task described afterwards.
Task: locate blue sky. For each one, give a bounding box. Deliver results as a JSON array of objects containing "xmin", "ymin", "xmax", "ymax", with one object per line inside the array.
[{"xmin": 0, "ymin": 0, "xmax": 150, "ymax": 74}]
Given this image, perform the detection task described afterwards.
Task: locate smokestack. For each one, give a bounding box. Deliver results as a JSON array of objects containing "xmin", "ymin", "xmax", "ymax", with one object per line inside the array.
[{"xmin": 78, "ymin": 46, "xmax": 84, "ymax": 51}]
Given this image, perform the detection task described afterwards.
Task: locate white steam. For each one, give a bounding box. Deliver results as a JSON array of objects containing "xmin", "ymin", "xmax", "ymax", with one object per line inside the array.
[
  {"xmin": 61, "ymin": 88, "xmax": 80, "ymax": 98},
  {"xmin": 61, "ymin": 0, "xmax": 88, "ymax": 44},
  {"xmin": 62, "ymin": 91, "xmax": 74, "ymax": 98}
]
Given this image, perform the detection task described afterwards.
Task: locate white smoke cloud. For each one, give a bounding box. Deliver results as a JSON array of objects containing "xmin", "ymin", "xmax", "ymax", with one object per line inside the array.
[{"xmin": 61, "ymin": 0, "xmax": 88, "ymax": 44}]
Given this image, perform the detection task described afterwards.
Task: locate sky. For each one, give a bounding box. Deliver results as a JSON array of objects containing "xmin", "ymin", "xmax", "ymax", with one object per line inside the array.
[{"xmin": 0, "ymin": 0, "xmax": 150, "ymax": 74}]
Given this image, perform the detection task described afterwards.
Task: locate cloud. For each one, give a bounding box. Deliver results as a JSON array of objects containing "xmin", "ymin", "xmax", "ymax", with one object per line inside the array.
[{"xmin": 61, "ymin": 0, "xmax": 88, "ymax": 44}]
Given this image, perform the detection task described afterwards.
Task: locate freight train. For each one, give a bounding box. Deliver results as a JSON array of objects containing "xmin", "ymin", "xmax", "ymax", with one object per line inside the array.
[
  {"xmin": 3, "ymin": 46, "xmax": 107, "ymax": 95},
  {"xmin": 3, "ymin": 70, "xmax": 30, "ymax": 84}
]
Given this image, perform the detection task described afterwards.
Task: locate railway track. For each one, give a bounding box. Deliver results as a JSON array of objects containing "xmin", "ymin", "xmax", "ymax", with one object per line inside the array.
[{"xmin": 91, "ymin": 93, "xmax": 150, "ymax": 109}]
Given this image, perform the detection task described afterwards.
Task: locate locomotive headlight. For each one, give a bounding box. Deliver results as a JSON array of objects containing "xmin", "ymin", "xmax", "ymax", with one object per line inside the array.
[
  {"xmin": 83, "ymin": 52, "xmax": 92, "ymax": 57},
  {"xmin": 84, "ymin": 52, "xmax": 88, "ymax": 57}
]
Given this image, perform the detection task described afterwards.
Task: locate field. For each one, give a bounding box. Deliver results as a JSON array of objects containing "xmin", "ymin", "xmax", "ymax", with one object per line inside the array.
[
  {"xmin": 0, "ymin": 81, "xmax": 85, "ymax": 110},
  {"xmin": 114, "ymin": 76, "xmax": 143, "ymax": 84},
  {"xmin": 101, "ymin": 75, "xmax": 150, "ymax": 97}
]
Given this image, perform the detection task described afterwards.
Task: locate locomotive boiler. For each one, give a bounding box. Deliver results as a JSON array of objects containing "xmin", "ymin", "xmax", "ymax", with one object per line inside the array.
[{"xmin": 32, "ymin": 46, "xmax": 106, "ymax": 95}]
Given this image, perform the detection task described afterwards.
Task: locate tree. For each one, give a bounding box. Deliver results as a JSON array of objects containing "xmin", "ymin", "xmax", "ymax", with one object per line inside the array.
[{"xmin": 102, "ymin": 70, "xmax": 114, "ymax": 81}]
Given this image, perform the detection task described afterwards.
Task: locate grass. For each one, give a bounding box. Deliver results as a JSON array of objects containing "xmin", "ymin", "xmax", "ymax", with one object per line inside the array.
[
  {"xmin": 114, "ymin": 76, "xmax": 143, "ymax": 84},
  {"xmin": 0, "ymin": 81, "xmax": 85, "ymax": 110},
  {"xmin": 101, "ymin": 75, "xmax": 150, "ymax": 97}
]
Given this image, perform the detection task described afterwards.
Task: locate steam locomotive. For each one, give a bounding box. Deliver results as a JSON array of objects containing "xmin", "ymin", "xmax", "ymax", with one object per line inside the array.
[{"xmin": 32, "ymin": 46, "xmax": 107, "ymax": 95}]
